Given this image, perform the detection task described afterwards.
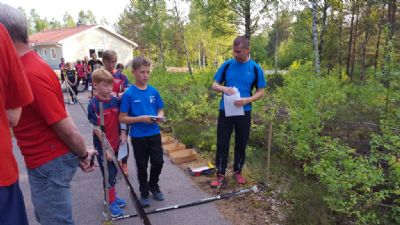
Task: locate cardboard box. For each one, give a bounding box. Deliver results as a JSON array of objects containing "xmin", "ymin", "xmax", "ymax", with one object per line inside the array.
[
  {"xmin": 169, "ymin": 149, "xmax": 198, "ymax": 164},
  {"xmin": 163, "ymin": 141, "xmax": 186, "ymax": 155},
  {"xmin": 162, "ymin": 135, "xmax": 175, "ymax": 145}
]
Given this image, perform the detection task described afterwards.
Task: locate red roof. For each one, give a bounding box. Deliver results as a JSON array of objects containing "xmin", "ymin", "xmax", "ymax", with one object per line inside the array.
[{"xmin": 29, "ymin": 25, "xmax": 96, "ymax": 45}]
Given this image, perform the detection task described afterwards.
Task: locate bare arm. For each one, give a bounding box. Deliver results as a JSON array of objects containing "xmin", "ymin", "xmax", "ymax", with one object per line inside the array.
[
  {"xmin": 157, "ymin": 109, "xmax": 164, "ymax": 117},
  {"xmin": 6, "ymin": 107, "xmax": 22, "ymax": 127},
  {"xmin": 52, "ymin": 117, "xmax": 97, "ymax": 172},
  {"xmin": 51, "ymin": 117, "xmax": 87, "ymax": 157},
  {"xmin": 119, "ymin": 112, "xmax": 153, "ymax": 124},
  {"xmin": 234, "ymin": 88, "xmax": 265, "ymax": 107},
  {"xmin": 212, "ymin": 81, "xmax": 236, "ymax": 95}
]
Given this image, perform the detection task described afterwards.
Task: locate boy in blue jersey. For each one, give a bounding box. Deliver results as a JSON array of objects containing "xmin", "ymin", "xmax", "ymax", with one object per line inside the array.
[
  {"xmin": 87, "ymin": 68, "xmax": 127, "ymax": 217},
  {"xmin": 211, "ymin": 36, "xmax": 266, "ymax": 188},
  {"xmin": 119, "ymin": 57, "xmax": 165, "ymax": 208}
]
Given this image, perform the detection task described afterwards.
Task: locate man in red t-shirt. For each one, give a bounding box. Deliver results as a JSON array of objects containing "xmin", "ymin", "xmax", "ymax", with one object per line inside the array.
[
  {"xmin": 0, "ymin": 22, "xmax": 33, "ymax": 225},
  {"xmin": 0, "ymin": 4, "xmax": 97, "ymax": 225}
]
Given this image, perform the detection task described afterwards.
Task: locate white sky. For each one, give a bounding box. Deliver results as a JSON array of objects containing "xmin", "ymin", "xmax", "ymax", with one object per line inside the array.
[{"xmin": 1, "ymin": 0, "xmax": 131, "ymax": 25}]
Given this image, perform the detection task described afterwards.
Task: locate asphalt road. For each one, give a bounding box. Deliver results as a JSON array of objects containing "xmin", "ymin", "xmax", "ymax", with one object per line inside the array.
[{"xmin": 13, "ymin": 91, "xmax": 232, "ymax": 225}]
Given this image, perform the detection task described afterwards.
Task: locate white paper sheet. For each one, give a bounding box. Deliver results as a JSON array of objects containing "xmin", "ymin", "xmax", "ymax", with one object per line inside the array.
[
  {"xmin": 223, "ymin": 87, "xmax": 244, "ymax": 117},
  {"xmin": 118, "ymin": 143, "xmax": 128, "ymax": 161}
]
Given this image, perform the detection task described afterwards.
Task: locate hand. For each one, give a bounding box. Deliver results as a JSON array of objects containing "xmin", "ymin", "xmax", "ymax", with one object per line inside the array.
[
  {"xmin": 140, "ymin": 115, "xmax": 154, "ymax": 124},
  {"xmin": 223, "ymin": 87, "xmax": 236, "ymax": 95},
  {"xmin": 110, "ymin": 92, "xmax": 118, "ymax": 97},
  {"xmin": 120, "ymin": 132, "xmax": 127, "ymax": 144},
  {"xmin": 155, "ymin": 117, "xmax": 164, "ymax": 124},
  {"xmin": 79, "ymin": 148, "xmax": 98, "ymax": 172},
  {"xmin": 106, "ymin": 150, "xmax": 112, "ymax": 161},
  {"xmin": 234, "ymin": 98, "xmax": 249, "ymax": 107}
]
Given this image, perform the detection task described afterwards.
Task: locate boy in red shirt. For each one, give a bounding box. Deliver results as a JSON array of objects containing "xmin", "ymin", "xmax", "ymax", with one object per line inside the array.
[
  {"xmin": 102, "ymin": 50, "xmax": 131, "ymax": 175},
  {"xmin": 0, "ymin": 22, "xmax": 33, "ymax": 225},
  {"xmin": 75, "ymin": 59, "xmax": 85, "ymax": 91},
  {"xmin": 88, "ymin": 68, "xmax": 127, "ymax": 217}
]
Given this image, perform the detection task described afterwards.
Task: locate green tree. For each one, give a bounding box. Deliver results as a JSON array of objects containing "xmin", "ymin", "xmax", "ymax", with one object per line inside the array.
[
  {"xmin": 226, "ymin": 0, "xmax": 268, "ymax": 39},
  {"xmin": 49, "ymin": 18, "xmax": 62, "ymax": 29},
  {"xmin": 77, "ymin": 10, "xmax": 97, "ymax": 25},
  {"xmin": 30, "ymin": 9, "xmax": 49, "ymax": 33},
  {"xmin": 117, "ymin": 0, "xmax": 168, "ymax": 64},
  {"xmin": 63, "ymin": 12, "xmax": 76, "ymax": 28}
]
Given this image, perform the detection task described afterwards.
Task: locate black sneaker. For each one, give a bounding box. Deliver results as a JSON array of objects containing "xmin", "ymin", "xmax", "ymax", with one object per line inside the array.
[
  {"xmin": 140, "ymin": 196, "xmax": 150, "ymax": 208},
  {"xmin": 150, "ymin": 188, "xmax": 165, "ymax": 201}
]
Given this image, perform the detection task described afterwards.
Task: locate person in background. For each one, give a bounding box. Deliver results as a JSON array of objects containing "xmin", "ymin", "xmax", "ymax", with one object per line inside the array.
[
  {"xmin": 83, "ymin": 56, "xmax": 91, "ymax": 91},
  {"xmin": 75, "ymin": 59, "xmax": 85, "ymax": 92},
  {"xmin": 0, "ymin": 3, "xmax": 97, "ymax": 225},
  {"xmin": 65, "ymin": 62, "xmax": 78, "ymax": 104},
  {"xmin": 59, "ymin": 57, "xmax": 66, "ymax": 82},
  {"xmin": 88, "ymin": 52, "xmax": 103, "ymax": 72},
  {"xmin": 0, "ymin": 22, "xmax": 33, "ymax": 225}
]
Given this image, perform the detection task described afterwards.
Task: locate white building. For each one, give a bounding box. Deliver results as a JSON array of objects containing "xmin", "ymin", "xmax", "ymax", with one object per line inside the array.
[{"xmin": 29, "ymin": 25, "xmax": 137, "ymax": 69}]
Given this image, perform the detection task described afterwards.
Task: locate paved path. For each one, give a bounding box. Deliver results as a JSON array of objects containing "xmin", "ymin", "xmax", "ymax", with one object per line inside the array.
[{"xmin": 13, "ymin": 92, "xmax": 232, "ymax": 225}]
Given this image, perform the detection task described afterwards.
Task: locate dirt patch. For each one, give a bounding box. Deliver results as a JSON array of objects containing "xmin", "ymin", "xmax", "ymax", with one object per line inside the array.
[{"xmin": 176, "ymin": 157, "xmax": 289, "ymax": 225}]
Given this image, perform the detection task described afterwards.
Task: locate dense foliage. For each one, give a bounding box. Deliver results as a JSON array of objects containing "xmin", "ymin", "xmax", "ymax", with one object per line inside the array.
[{"xmin": 141, "ymin": 62, "xmax": 399, "ymax": 224}]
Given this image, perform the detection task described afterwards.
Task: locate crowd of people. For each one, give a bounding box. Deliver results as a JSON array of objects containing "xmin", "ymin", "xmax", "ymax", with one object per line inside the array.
[
  {"xmin": 0, "ymin": 2, "xmax": 266, "ymax": 225},
  {"xmin": 58, "ymin": 53, "xmax": 104, "ymax": 103}
]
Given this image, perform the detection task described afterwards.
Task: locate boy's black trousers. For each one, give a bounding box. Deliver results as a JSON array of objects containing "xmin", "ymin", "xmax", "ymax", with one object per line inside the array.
[
  {"xmin": 215, "ymin": 110, "xmax": 251, "ymax": 175},
  {"xmin": 131, "ymin": 134, "xmax": 164, "ymax": 198}
]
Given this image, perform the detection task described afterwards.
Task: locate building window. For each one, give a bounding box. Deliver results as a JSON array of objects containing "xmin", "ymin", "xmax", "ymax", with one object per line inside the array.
[
  {"xmin": 97, "ymin": 49, "xmax": 104, "ymax": 58},
  {"xmin": 42, "ymin": 48, "xmax": 48, "ymax": 59},
  {"xmin": 89, "ymin": 49, "xmax": 95, "ymax": 56},
  {"xmin": 51, "ymin": 48, "xmax": 57, "ymax": 59}
]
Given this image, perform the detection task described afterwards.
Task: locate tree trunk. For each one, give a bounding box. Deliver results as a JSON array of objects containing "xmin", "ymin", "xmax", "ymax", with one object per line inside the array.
[
  {"xmin": 382, "ymin": 0, "xmax": 396, "ymax": 112},
  {"xmin": 318, "ymin": 0, "xmax": 329, "ymax": 63},
  {"xmin": 360, "ymin": 3, "xmax": 372, "ymax": 81},
  {"xmin": 350, "ymin": 3, "xmax": 360, "ymax": 80},
  {"xmin": 374, "ymin": 5, "xmax": 385, "ymax": 76},
  {"xmin": 244, "ymin": 0, "xmax": 251, "ymax": 39},
  {"xmin": 346, "ymin": 2, "xmax": 355, "ymax": 76},
  {"xmin": 153, "ymin": 0, "xmax": 164, "ymax": 67},
  {"xmin": 173, "ymin": 0, "xmax": 192, "ymax": 76},
  {"xmin": 274, "ymin": 1, "xmax": 279, "ymax": 74},
  {"xmin": 311, "ymin": 0, "xmax": 321, "ymax": 76},
  {"xmin": 338, "ymin": 0, "xmax": 344, "ymax": 79}
]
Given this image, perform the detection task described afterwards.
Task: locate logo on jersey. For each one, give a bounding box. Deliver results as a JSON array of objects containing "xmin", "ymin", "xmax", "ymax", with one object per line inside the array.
[{"xmin": 150, "ymin": 96, "xmax": 156, "ymax": 104}]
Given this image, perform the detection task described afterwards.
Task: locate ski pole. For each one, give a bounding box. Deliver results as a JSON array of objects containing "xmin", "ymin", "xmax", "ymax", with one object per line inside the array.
[
  {"xmin": 112, "ymin": 185, "xmax": 259, "ymax": 221},
  {"xmin": 99, "ymin": 102, "xmax": 111, "ymax": 219},
  {"xmin": 64, "ymin": 88, "xmax": 152, "ymax": 225}
]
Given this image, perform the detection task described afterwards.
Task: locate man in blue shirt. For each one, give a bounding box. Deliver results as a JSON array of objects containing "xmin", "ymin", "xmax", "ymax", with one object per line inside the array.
[
  {"xmin": 211, "ymin": 36, "xmax": 266, "ymax": 188},
  {"xmin": 119, "ymin": 57, "xmax": 165, "ymax": 208}
]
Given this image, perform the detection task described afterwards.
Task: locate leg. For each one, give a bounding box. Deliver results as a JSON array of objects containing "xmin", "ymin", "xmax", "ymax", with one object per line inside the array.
[
  {"xmin": 107, "ymin": 160, "xmax": 118, "ymax": 203},
  {"xmin": 233, "ymin": 111, "xmax": 251, "ymax": 172},
  {"xmin": 69, "ymin": 87, "xmax": 74, "ymax": 102},
  {"xmin": 27, "ymin": 152, "xmax": 78, "ymax": 225},
  {"xmin": 73, "ymin": 85, "xmax": 78, "ymax": 101},
  {"xmin": 215, "ymin": 110, "xmax": 234, "ymax": 175},
  {"xmin": 0, "ymin": 180, "xmax": 29, "ymax": 225},
  {"xmin": 131, "ymin": 137, "xmax": 150, "ymax": 197},
  {"xmin": 148, "ymin": 134, "xmax": 164, "ymax": 191}
]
